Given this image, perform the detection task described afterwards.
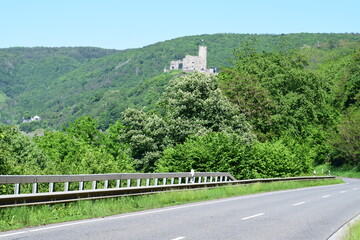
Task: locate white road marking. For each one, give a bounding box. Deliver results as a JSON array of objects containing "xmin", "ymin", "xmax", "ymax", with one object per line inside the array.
[
  {"xmin": 322, "ymin": 195, "xmax": 331, "ymax": 198},
  {"xmin": 292, "ymin": 201, "xmax": 306, "ymax": 206},
  {"xmin": 171, "ymin": 237, "xmax": 185, "ymax": 240},
  {"xmin": 340, "ymin": 191, "xmax": 347, "ymax": 193},
  {"xmin": 241, "ymin": 213, "xmax": 264, "ymax": 220},
  {"xmin": 0, "ymin": 231, "xmax": 28, "ymax": 238}
]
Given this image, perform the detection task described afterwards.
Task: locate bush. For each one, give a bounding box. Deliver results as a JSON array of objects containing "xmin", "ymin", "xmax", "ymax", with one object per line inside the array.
[
  {"xmin": 157, "ymin": 132, "xmax": 314, "ymax": 179},
  {"xmin": 157, "ymin": 132, "xmax": 247, "ymax": 174}
]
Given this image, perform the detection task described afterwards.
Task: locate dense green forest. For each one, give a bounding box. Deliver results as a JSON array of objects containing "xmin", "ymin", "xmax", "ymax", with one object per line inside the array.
[{"xmin": 0, "ymin": 33, "xmax": 359, "ymax": 181}]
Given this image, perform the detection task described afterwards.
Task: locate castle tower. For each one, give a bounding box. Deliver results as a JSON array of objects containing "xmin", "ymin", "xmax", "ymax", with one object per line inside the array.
[
  {"xmin": 167, "ymin": 45, "xmax": 214, "ymax": 74},
  {"xmin": 198, "ymin": 46, "xmax": 207, "ymax": 71}
]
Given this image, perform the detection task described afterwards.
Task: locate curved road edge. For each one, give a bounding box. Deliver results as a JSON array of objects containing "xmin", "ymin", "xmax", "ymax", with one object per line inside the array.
[{"xmin": 328, "ymin": 209, "xmax": 360, "ymax": 240}]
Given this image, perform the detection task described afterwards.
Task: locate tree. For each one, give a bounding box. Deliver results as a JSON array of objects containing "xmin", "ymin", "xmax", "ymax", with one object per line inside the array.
[
  {"xmin": 218, "ymin": 44, "xmax": 335, "ymax": 141},
  {"xmin": 329, "ymin": 107, "xmax": 360, "ymax": 166},
  {"xmin": 121, "ymin": 73, "xmax": 255, "ymax": 172},
  {"xmin": 218, "ymin": 68, "xmax": 276, "ymax": 140},
  {"xmin": 35, "ymin": 117, "xmax": 134, "ymax": 174},
  {"xmin": 120, "ymin": 108, "xmax": 169, "ymax": 171},
  {"xmin": 343, "ymin": 49, "xmax": 360, "ymax": 108},
  {"xmin": 65, "ymin": 116, "xmax": 104, "ymax": 146},
  {"xmin": 160, "ymin": 72, "xmax": 254, "ymax": 143},
  {"xmin": 0, "ymin": 128, "xmax": 10, "ymax": 175},
  {"xmin": 0, "ymin": 125, "xmax": 46, "ymax": 175}
]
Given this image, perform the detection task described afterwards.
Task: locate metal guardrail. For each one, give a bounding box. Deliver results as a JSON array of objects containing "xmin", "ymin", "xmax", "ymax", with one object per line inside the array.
[
  {"xmin": 0, "ymin": 172, "xmax": 235, "ymax": 207},
  {"xmin": 0, "ymin": 173, "xmax": 335, "ymax": 208}
]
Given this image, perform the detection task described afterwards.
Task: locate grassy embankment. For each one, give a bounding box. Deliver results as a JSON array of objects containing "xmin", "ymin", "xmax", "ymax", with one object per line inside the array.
[
  {"xmin": 0, "ymin": 178, "xmax": 342, "ymax": 231},
  {"xmin": 315, "ymin": 164, "xmax": 360, "ymax": 178},
  {"xmin": 345, "ymin": 220, "xmax": 360, "ymax": 240}
]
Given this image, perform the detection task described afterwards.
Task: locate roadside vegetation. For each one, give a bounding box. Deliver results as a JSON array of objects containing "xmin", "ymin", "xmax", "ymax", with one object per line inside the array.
[
  {"xmin": 315, "ymin": 164, "xmax": 360, "ymax": 179},
  {"xmin": 345, "ymin": 219, "xmax": 360, "ymax": 240},
  {"xmin": 0, "ymin": 179, "xmax": 342, "ymax": 231}
]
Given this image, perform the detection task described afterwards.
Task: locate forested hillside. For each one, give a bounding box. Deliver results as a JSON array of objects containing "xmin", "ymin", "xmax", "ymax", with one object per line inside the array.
[
  {"xmin": 0, "ymin": 33, "xmax": 359, "ymax": 182},
  {"xmin": 1, "ymin": 33, "xmax": 359, "ymax": 130}
]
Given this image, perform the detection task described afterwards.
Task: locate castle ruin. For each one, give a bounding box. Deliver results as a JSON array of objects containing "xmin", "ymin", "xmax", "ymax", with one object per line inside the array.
[{"xmin": 165, "ymin": 46, "xmax": 215, "ymax": 74}]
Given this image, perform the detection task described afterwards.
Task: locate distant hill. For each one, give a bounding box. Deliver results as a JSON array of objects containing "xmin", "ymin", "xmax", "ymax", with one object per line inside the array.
[{"xmin": 0, "ymin": 33, "xmax": 359, "ymax": 130}]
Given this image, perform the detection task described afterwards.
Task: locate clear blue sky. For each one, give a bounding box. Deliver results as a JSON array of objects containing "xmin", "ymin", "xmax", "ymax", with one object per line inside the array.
[{"xmin": 1, "ymin": 0, "xmax": 359, "ymax": 50}]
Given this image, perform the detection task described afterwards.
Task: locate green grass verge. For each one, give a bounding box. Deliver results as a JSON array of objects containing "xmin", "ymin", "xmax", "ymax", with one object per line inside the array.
[
  {"xmin": 0, "ymin": 178, "xmax": 343, "ymax": 232},
  {"xmin": 345, "ymin": 218, "xmax": 360, "ymax": 240}
]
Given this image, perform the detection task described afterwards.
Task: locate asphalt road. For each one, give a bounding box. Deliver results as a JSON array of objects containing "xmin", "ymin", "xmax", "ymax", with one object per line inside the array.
[{"xmin": 1, "ymin": 178, "xmax": 359, "ymax": 240}]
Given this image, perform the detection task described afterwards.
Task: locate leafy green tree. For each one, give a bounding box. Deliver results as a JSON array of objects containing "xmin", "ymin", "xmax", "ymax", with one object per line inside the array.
[
  {"xmin": 218, "ymin": 68, "xmax": 276, "ymax": 140},
  {"xmin": 329, "ymin": 107, "xmax": 360, "ymax": 166},
  {"xmin": 65, "ymin": 116, "xmax": 104, "ymax": 146},
  {"xmin": 35, "ymin": 131, "xmax": 134, "ymax": 174},
  {"xmin": 0, "ymin": 129, "xmax": 10, "ymax": 175},
  {"xmin": 160, "ymin": 72, "xmax": 254, "ymax": 143},
  {"xmin": 121, "ymin": 108, "xmax": 169, "ymax": 171},
  {"xmin": 122, "ymin": 73, "xmax": 254, "ymax": 171},
  {"xmin": 218, "ymin": 44, "xmax": 336, "ymax": 144},
  {"xmin": 343, "ymin": 49, "xmax": 360, "ymax": 108},
  {"xmin": 0, "ymin": 125, "xmax": 45, "ymax": 175},
  {"xmin": 35, "ymin": 117, "xmax": 134, "ymax": 174}
]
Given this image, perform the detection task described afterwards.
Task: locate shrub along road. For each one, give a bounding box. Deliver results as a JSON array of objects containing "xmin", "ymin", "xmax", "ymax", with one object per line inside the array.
[{"xmin": 0, "ymin": 178, "xmax": 359, "ymax": 240}]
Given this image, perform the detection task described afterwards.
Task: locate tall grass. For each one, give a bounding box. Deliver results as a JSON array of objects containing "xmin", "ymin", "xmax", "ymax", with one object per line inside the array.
[{"xmin": 0, "ymin": 179, "xmax": 343, "ymax": 231}]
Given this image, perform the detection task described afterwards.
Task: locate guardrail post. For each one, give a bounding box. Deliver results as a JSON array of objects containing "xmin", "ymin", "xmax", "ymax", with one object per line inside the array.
[
  {"xmin": 171, "ymin": 178, "xmax": 174, "ymax": 185},
  {"xmin": 127, "ymin": 179, "xmax": 131, "ymax": 188},
  {"xmin": 163, "ymin": 178, "xmax": 166, "ymax": 185},
  {"xmin": 190, "ymin": 169, "xmax": 195, "ymax": 183},
  {"xmin": 224, "ymin": 176, "xmax": 228, "ymax": 182},
  {"xmin": 219, "ymin": 176, "xmax": 223, "ymax": 182},
  {"xmin": 137, "ymin": 179, "xmax": 141, "ymax": 187},
  {"xmin": 104, "ymin": 180, "xmax": 108, "ymax": 189},
  {"xmin": 178, "ymin": 177, "xmax": 182, "ymax": 184},
  {"xmin": 32, "ymin": 183, "xmax": 38, "ymax": 194},
  {"xmin": 79, "ymin": 181, "xmax": 84, "ymax": 191},
  {"xmin": 154, "ymin": 178, "xmax": 158, "ymax": 186},
  {"xmin": 116, "ymin": 180, "xmax": 120, "ymax": 188},
  {"xmin": 92, "ymin": 181, "xmax": 97, "ymax": 190},
  {"xmin": 146, "ymin": 179, "xmax": 150, "ymax": 186},
  {"xmin": 14, "ymin": 183, "xmax": 20, "ymax": 195},
  {"xmin": 204, "ymin": 177, "xmax": 207, "ymax": 183},
  {"xmin": 49, "ymin": 182, "xmax": 54, "ymax": 193},
  {"xmin": 210, "ymin": 176, "xmax": 213, "ymax": 182},
  {"xmin": 185, "ymin": 177, "xmax": 189, "ymax": 184},
  {"xmin": 64, "ymin": 182, "xmax": 69, "ymax": 192}
]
